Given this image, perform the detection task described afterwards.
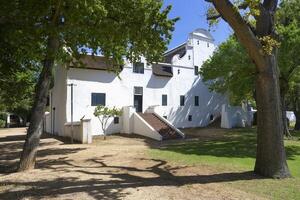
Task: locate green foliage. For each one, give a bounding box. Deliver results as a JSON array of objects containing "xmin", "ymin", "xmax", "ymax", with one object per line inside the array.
[
  {"xmin": 94, "ymin": 105, "xmax": 122, "ymax": 119},
  {"xmin": 0, "ymin": 120, "xmax": 5, "ymax": 128},
  {"xmin": 201, "ymin": 0, "xmax": 300, "ymax": 106},
  {"xmin": 200, "ymin": 36, "xmax": 255, "ymax": 105},
  {"xmin": 0, "ymin": 0, "xmax": 177, "ymax": 121},
  {"xmin": 94, "ymin": 105, "xmax": 122, "ymax": 135},
  {"xmin": 0, "ymin": 0, "xmax": 178, "ymax": 66}
]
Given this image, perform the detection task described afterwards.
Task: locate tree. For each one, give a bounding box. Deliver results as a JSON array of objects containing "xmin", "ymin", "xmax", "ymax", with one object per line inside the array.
[
  {"xmin": 0, "ymin": 23, "xmax": 40, "ymax": 123},
  {"xmin": 201, "ymin": 0, "xmax": 300, "ymax": 135},
  {"xmin": 205, "ymin": 0, "xmax": 291, "ymax": 178},
  {"xmin": 1, "ymin": 0, "xmax": 177, "ymax": 171},
  {"xmin": 94, "ymin": 105, "xmax": 122, "ymax": 140}
]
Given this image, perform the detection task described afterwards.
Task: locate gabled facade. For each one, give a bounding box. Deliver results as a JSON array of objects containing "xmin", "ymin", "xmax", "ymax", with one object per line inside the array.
[{"xmin": 46, "ymin": 28, "xmax": 250, "ymax": 140}]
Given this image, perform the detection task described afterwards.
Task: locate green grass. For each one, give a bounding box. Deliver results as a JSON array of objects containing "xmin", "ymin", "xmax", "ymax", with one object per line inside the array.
[{"xmin": 149, "ymin": 128, "xmax": 300, "ymax": 200}]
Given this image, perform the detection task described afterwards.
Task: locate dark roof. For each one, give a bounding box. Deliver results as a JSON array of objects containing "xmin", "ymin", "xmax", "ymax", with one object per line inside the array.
[
  {"xmin": 163, "ymin": 43, "xmax": 187, "ymax": 63},
  {"xmin": 152, "ymin": 64, "xmax": 173, "ymax": 77},
  {"xmin": 69, "ymin": 55, "xmax": 122, "ymax": 71}
]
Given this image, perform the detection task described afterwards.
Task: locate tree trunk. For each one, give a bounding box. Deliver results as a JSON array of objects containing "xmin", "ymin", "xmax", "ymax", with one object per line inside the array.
[
  {"xmin": 254, "ymin": 55, "xmax": 291, "ymax": 178},
  {"xmin": 282, "ymin": 98, "xmax": 291, "ymax": 137},
  {"xmin": 295, "ymin": 111, "xmax": 300, "ymax": 130},
  {"xmin": 208, "ymin": 0, "xmax": 290, "ymax": 178},
  {"xmin": 18, "ymin": 36, "xmax": 59, "ymax": 171},
  {"xmin": 294, "ymin": 84, "xmax": 300, "ymax": 130},
  {"xmin": 280, "ymin": 85, "xmax": 291, "ymax": 137}
]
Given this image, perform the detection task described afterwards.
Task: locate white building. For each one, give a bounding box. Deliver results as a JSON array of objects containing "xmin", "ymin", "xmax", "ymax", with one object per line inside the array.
[{"xmin": 46, "ymin": 28, "xmax": 251, "ymax": 142}]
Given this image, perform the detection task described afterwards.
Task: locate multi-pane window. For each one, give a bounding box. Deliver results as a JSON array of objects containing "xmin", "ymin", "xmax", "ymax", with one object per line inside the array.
[
  {"xmin": 114, "ymin": 117, "xmax": 119, "ymax": 124},
  {"xmin": 133, "ymin": 62, "xmax": 144, "ymax": 74},
  {"xmin": 195, "ymin": 96, "xmax": 199, "ymax": 106},
  {"xmin": 188, "ymin": 115, "xmax": 192, "ymax": 121},
  {"xmin": 194, "ymin": 66, "xmax": 199, "ymax": 75},
  {"xmin": 91, "ymin": 93, "xmax": 106, "ymax": 106},
  {"xmin": 162, "ymin": 95, "xmax": 168, "ymax": 106},
  {"xmin": 180, "ymin": 95, "xmax": 185, "ymax": 106},
  {"xmin": 134, "ymin": 86, "xmax": 143, "ymax": 95}
]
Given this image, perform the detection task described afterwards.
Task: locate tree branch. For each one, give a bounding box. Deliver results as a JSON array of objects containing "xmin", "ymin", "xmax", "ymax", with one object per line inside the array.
[{"xmin": 210, "ymin": 0, "xmax": 267, "ymax": 71}]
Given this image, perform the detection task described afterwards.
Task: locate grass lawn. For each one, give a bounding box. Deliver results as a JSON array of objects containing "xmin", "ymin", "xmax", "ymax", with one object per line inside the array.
[{"xmin": 149, "ymin": 128, "xmax": 300, "ymax": 200}]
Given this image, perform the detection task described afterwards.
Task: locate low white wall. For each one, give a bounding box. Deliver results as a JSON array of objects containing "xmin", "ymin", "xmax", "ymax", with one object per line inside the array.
[
  {"xmin": 64, "ymin": 119, "xmax": 92, "ymax": 143},
  {"xmin": 122, "ymin": 106, "xmax": 135, "ymax": 134},
  {"xmin": 133, "ymin": 113, "xmax": 162, "ymax": 141},
  {"xmin": 221, "ymin": 104, "xmax": 253, "ymax": 129}
]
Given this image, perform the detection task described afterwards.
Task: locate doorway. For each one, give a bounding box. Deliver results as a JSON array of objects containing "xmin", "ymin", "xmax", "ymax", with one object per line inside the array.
[{"xmin": 134, "ymin": 87, "xmax": 143, "ymax": 113}]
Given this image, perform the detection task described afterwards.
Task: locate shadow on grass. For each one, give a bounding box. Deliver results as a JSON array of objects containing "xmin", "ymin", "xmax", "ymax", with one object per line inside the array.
[{"xmin": 154, "ymin": 129, "xmax": 300, "ymax": 160}]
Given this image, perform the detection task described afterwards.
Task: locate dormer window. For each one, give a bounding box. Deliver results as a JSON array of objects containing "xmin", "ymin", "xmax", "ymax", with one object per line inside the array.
[{"xmin": 133, "ymin": 62, "xmax": 144, "ymax": 74}]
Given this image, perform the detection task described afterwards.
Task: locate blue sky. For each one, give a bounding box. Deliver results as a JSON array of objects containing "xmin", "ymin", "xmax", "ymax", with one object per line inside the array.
[{"xmin": 163, "ymin": 0, "xmax": 233, "ymax": 49}]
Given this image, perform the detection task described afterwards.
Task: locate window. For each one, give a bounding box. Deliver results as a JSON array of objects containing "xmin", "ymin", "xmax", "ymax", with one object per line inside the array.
[
  {"xmin": 207, "ymin": 43, "xmax": 210, "ymax": 47},
  {"xmin": 210, "ymin": 114, "xmax": 214, "ymax": 121},
  {"xmin": 188, "ymin": 55, "xmax": 191, "ymax": 60},
  {"xmin": 91, "ymin": 93, "xmax": 106, "ymax": 106},
  {"xmin": 194, "ymin": 66, "xmax": 199, "ymax": 75},
  {"xmin": 163, "ymin": 116, "xmax": 167, "ymax": 119},
  {"xmin": 180, "ymin": 95, "xmax": 185, "ymax": 106},
  {"xmin": 188, "ymin": 115, "xmax": 192, "ymax": 121},
  {"xmin": 133, "ymin": 62, "xmax": 144, "ymax": 74},
  {"xmin": 177, "ymin": 69, "xmax": 180, "ymax": 74},
  {"xmin": 195, "ymin": 96, "xmax": 199, "ymax": 106},
  {"xmin": 134, "ymin": 86, "xmax": 143, "ymax": 95},
  {"xmin": 162, "ymin": 95, "xmax": 167, "ymax": 106},
  {"xmin": 114, "ymin": 117, "xmax": 119, "ymax": 124},
  {"xmin": 197, "ymin": 40, "xmax": 199, "ymax": 45}
]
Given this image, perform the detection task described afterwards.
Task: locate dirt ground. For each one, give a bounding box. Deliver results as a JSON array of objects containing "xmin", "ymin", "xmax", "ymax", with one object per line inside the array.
[{"xmin": 0, "ymin": 128, "xmax": 265, "ymax": 200}]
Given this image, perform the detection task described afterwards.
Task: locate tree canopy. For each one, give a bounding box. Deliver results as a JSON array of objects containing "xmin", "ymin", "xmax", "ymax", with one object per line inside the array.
[
  {"xmin": 201, "ymin": 0, "xmax": 300, "ymax": 129},
  {"xmin": 0, "ymin": 0, "xmax": 178, "ymax": 171}
]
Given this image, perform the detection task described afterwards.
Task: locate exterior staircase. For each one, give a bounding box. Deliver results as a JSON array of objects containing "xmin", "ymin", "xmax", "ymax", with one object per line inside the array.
[{"xmin": 138, "ymin": 113, "xmax": 183, "ymax": 140}]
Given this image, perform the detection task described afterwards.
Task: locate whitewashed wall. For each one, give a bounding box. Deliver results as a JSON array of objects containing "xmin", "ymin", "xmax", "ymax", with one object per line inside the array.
[{"xmin": 51, "ymin": 29, "xmax": 232, "ymax": 136}]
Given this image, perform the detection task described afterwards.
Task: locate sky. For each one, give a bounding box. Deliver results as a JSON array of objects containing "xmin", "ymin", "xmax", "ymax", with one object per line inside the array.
[{"xmin": 163, "ymin": 0, "xmax": 233, "ymax": 49}]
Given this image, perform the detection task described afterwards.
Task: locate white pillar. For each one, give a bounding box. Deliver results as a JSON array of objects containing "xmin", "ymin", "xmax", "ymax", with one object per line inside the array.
[
  {"xmin": 81, "ymin": 119, "xmax": 92, "ymax": 144},
  {"xmin": 122, "ymin": 106, "xmax": 136, "ymax": 134}
]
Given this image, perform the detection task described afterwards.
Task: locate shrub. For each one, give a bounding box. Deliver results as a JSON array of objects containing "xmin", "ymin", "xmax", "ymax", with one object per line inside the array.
[{"xmin": 0, "ymin": 119, "xmax": 6, "ymax": 128}]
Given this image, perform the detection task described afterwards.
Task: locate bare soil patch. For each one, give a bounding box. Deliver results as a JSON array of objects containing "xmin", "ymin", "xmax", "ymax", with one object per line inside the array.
[{"xmin": 0, "ymin": 128, "xmax": 265, "ymax": 200}]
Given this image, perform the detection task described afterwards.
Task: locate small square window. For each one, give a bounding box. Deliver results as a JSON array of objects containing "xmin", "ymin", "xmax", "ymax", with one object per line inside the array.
[
  {"xmin": 133, "ymin": 62, "xmax": 144, "ymax": 74},
  {"xmin": 188, "ymin": 115, "xmax": 192, "ymax": 121},
  {"xmin": 180, "ymin": 95, "xmax": 185, "ymax": 106},
  {"xmin": 162, "ymin": 95, "xmax": 167, "ymax": 106},
  {"xmin": 194, "ymin": 66, "xmax": 199, "ymax": 76},
  {"xmin": 91, "ymin": 93, "xmax": 106, "ymax": 106},
  {"xmin": 195, "ymin": 96, "xmax": 199, "ymax": 106},
  {"xmin": 114, "ymin": 117, "xmax": 119, "ymax": 124}
]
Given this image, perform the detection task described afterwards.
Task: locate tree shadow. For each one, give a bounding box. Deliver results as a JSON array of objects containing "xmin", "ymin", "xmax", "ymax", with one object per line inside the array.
[
  {"xmin": 150, "ymin": 128, "xmax": 300, "ymax": 160},
  {"xmin": 0, "ymin": 132, "xmax": 86, "ymax": 174},
  {"xmin": 0, "ymin": 157, "xmax": 263, "ymax": 200}
]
